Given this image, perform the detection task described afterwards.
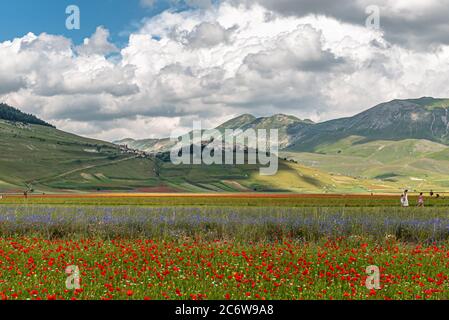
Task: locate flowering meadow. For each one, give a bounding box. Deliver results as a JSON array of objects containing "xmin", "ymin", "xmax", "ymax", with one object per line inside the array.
[{"xmin": 0, "ymin": 203, "xmax": 448, "ymax": 300}]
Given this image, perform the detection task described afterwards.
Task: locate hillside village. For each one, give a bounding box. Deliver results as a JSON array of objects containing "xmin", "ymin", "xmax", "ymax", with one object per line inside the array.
[{"xmin": 117, "ymin": 144, "xmax": 153, "ymax": 159}]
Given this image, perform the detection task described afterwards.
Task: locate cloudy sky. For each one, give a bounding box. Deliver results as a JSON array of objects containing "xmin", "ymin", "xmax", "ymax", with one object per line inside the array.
[{"xmin": 1, "ymin": 0, "xmax": 449, "ymax": 141}]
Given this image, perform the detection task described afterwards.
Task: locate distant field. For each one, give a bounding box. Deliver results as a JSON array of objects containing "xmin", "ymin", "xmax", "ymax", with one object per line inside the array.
[{"xmin": 1, "ymin": 193, "xmax": 449, "ymax": 207}]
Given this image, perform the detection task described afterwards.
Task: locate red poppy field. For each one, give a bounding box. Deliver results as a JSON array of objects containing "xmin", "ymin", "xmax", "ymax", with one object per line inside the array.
[
  {"xmin": 0, "ymin": 237, "xmax": 447, "ymax": 300},
  {"xmin": 0, "ymin": 197, "xmax": 448, "ymax": 300}
]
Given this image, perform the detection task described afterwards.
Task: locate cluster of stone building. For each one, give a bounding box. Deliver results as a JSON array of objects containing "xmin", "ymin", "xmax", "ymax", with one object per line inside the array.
[{"xmin": 118, "ymin": 144, "xmax": 152, "ymax": 159}]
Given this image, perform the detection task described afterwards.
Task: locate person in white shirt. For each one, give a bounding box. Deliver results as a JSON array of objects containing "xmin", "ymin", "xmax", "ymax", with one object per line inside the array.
[{"xmin": 401, "ymin": 190, "xmax": 409, "ymax": 207}]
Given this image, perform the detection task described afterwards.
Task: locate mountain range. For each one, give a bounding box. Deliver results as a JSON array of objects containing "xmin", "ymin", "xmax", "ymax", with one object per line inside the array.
[
  {"xmin": 116, "ymin": 97, "xmax": 449, "ymax": 153},
  {"xmin": 2, "ymin": 97, "xmax": 449, "ymax": 193}
]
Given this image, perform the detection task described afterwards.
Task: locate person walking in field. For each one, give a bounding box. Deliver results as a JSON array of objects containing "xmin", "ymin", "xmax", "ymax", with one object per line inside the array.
[
  {"xmin": 417, "ymin": 192, "xmax": 424, "ymax": 207},
  {"xmin": 401, "ymin": 190, "xmax": 409, "ymax": 207}
]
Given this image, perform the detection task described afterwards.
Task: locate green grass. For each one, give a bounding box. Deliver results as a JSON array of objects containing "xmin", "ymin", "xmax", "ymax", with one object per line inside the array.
[
  {"xmin": 2, "ymin": 119, "xmax": 449, "ymax": 194},
  {"xmin": 43, "ymin": 158, "xmax": 160, "ymax": 191},
  {"xmin": 0, "ymin": 120, "xmax": 172, "ymax": 193},
  {"xmin": 2, "ymin": 194, "xmax": 449, "ymax": 207},
  {"xmin": 416, "ymin": 98, "xmax": 449, "ymax": 110},
  {"xmin": 282, "ymin": 137, "xmax": 449, "ymax": 192},
  {"xmin": 0, "ymin": 121, "xmax": 129, "ymax": 188},
  {"xmin": 0, "ymin": 120, "xmax": 377, "ymax": 193}
]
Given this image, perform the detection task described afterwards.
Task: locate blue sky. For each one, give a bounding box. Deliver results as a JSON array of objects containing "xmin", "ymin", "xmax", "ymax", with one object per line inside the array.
[
  {"xmin": 0, "ymin": 0, "xmax": 174, "ymax": 46},
  {"xmin": 1, "ymin": 0, "xmax": 448, "ymax": 141}
]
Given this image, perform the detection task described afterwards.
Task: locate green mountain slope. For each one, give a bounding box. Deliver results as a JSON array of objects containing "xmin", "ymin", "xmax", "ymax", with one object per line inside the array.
[
  {"xmin": 277, "ymin": 97, "xmax": 449, "ymax": 191},
  {"xmin": 0, "ymin": 117, "xmax": 392, "ymax": 194},
  {"xmin": 121, "ymin": 97, "xmax": 449, "ymax": 155},
  {"xmin": 237, "ymin": 114, "xmax": 314, "ymax": 149},
  {"xmin": 282, "ymin": 138, "xmax": 449, "ymax": 191},
  {"xmin": 4, "ymin": 98, "xmax": 449, "ymax": 194},
  {"xmin": 1, "ymin": 109, "xmax": 392, "ymax": 194},
  {"xmin": 115, "ymin": 137, "xmax": 175, "ymax": 153},
  {"xmin": 157, "ymin": 157, "xmax": 397, "ymax": 193},
  {"xmin": 118, "ymin": 114, "xmax": 315, "ymax": 152},
  {"xmin": 0, "ymin": 103, "xmax": 54, "ymax": 128},
  {"xmin": 216, "ymin": 114, "xmax": 256, "ymax": 130},
  {"xmin": 287, "ymin": 97, "xmax": 449, "ymax": 151},
  {"xmin": 112, "ymin": 98, "xmax": 449, "ymax": 192},
  {"xmin": 0, "ymin": 119, "xmax": 160, "ymax": 192}
]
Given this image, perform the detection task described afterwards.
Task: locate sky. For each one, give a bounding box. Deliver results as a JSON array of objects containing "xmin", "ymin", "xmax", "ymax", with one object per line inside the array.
[
  {"xmin": 0, "ymin": 0, "xmax": 176, "ymax": 45},
  {"xmin": 1, "ymin": 0, "xmax": 449, "ymax": 141}
]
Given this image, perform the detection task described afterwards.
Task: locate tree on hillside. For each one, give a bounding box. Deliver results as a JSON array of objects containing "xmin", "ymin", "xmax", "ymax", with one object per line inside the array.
[{"xmin": 0, "ymin": 103, "xmax": 55, "ymax": 128}]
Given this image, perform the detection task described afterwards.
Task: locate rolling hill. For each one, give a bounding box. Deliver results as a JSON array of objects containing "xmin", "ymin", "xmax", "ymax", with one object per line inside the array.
[
  {"xmin": 0, "ymin": 103, "xmax": 54, "ymax": 128},
  {"xmin": 0, "ymin": 103, "xmax": 394, "ymax": 194},
  {"xmin": 279, "ymin": 97, "xmax": 449, "ymax": 191},
  {"xmin": 281, "ymin": 137, "xmax": 449, "ymax": 191},
  {"xmin": 0, "ymin": 118, "xmax": 164, "ymax": 192},
  {"xmin": 2, "ymin": 97, "xmax": 449, "ymax": 194},
  {"xmin": 119, "ymin": 97, "xmax": 449, "ymax": 154},
  {"xmin": 0, "ymin": 116, "xmax": 392, "ymax": 193},
  {"xmin": 287, "ymin": 97, "xmax": 449, "ymax": 151},
  {"xmin": 0, "ymin": 103, "xmax": 162, "ymax": 192},
  {"xmin": 115, "ymin": 113, "xmax": 315, "ymax": 152},
  {"xmin": 115, "ymin": 97, "xmax": 449, "ymax": 193}
]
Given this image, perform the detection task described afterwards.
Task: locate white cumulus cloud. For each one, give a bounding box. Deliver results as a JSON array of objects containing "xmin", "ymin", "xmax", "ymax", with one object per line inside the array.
[{"xmin": 1, "ymin": 1, "xmax": 449, "ymax": 141}]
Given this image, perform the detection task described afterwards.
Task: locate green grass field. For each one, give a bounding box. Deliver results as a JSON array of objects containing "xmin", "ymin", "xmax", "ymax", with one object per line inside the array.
[
  {"xmin": 0, "ymin": 120, "xmax": 155, "ymax": 191},
  {"xmin": 282, "ymin": 137, "xmax": 449, "ymax": 192},
  {"xmin": 2, "ymin": 193, "xmax": 449, "ymax": 207}
]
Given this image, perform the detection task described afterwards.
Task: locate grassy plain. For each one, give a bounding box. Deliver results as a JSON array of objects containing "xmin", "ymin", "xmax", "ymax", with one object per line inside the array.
[
  {"xmin": 2, "ymin": 193, "xmax": 449, "ymax": 207},
  {"xmin": 0, "ymin": 200, "xmax": 448, "ymax": 300}
]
